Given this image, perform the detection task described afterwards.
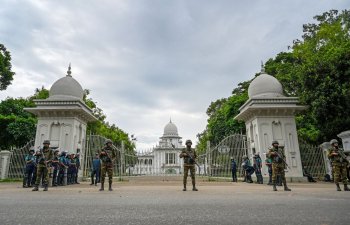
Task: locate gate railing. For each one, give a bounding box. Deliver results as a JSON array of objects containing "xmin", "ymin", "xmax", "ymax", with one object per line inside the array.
[
  {"xmin": 7, "ymin": 140, "xmax": 35, "ymax": 179},
  {"xmin": 299, "ymin": 139, "xmax": 326, "ymax": 180}
]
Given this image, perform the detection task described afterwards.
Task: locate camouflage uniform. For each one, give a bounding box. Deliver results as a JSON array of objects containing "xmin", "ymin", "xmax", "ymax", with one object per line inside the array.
[
  {"xmin": 32, "ymin": 140, "xmax": 54, "ymax": 191},
  {"xmin": 327, "ymin": 139, "xmax": 349, "ymax": 191},
  {"xmin": 99, "ymin": 140, "xmax": 117, "ymax": 191},
  {"xmin": 179, "ymin": 139, "xmax": 198, "ymax": 191},
  {"xmin": 267, "ymin": 141, "xmax": 291, "ymax": 191}
]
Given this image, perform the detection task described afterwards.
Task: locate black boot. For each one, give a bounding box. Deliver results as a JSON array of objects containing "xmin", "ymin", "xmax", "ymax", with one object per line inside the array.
[
  {"xmin": 273, "ymin": 183, "xmax": 277, "ymax": 191},
  {"xmin": 259, "ymin": 175, "xmax": 264, "ymax": 184},
  {"xmin": 336, "ymin": 183, "xmax": 341, "ymax": 191},
  {"xmin": 183, "ymin": 184, "xmax": 186, "ymax": 191},
  {"xmin": 32, "ymin": 185, "xmax": 39, "ymax": 191},
  {"xmin": 344, "ymin": 184, "xmax": 350, "ymax": 191},
  {"xmin": 43, "ymin": 185, "xmax": 48, "ymax": 191},
  {"xmin": 109, "ymin": 181, "xmax": 113, "ymax": 191},
  {"xmin": 90, "ymin": 176, "xmax": 94, "ymax": 185},
  {"xmin": 99, "ymin": 182, "xmax": 104, "ymax": 191},
  {"xmin": 284, "ymin": 185, "xmax": 291, "ymax": 191},
  {"xmin": 192, "ymin": 180, "xmax": 198, "ymax": 191}
]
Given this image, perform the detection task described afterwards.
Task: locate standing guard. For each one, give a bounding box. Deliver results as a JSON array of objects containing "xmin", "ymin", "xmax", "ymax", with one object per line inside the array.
[
  {"xmin": 91, "ymin": 153, "xmax": 101, "ymax": 186},
  {"xmin": 267, "ymin": 140, "xmax": 291, "ymax": 191},
  {"xmin": 51, "ymin": 150, "xmax": 60, "ymax": 186},
  {"xmin": 99, "ymin": 139, "xmax": 117, "ymax": 191},
  {"xmin": 242, "ymin": 155, "xmax": 254, "ymax": 183},
  {"xmin": 230, "ymin": 157, "xmax": 237, "ymax": 182},
  {"xmin": 265, "ymin": 157, "xmax": 273, "ymax": 185},
  {"xmin": 327, "ymin": 139, "xmax": 349, "ymax": 191},
  {"xmin": 253, "ymin": 153, "xmax": 263, "ymax": 184},
  {"xmin": 32, "ymin": 140, "xmax": 53, "ymax": 191},
  {"xmin": 179, "ymin": 139, "xmax": 198, "ymax": 191},
  {"xmin": 74, "ymin": 153, "xmax": 80, "ymax": 184},
  {"xmin": 23, "ymin": 148, "xmax": 36, "ymax": 188}
]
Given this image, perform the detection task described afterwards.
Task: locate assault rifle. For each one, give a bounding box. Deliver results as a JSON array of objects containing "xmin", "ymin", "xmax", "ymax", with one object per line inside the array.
[
  {"xmin": 183, "ymin": 150, "xmax": 201, "ymax": 175},
  {"xmin": 273, "ymin": 148, "xmax": 291, "ymax": 170},
  {"xmin": 334, "ymin": 148, "xmax": 349, "ymax": 164}
]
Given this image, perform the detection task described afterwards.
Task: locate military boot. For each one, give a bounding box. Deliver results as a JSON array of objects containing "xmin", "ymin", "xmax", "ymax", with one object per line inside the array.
[
  {"xmin": 108, "ymin": 181, "xmax": 113, "ymax": 191},
  {"xmin": 273, "ymin": 183, "xmax": 277, "ymax": 191},
  {"xmin": 192, "ymin": 180, "xmax": 198, "ymax": 191},
  {"xmin": 183, "ymin": 184, "xmax": 186, "ymax": 191},
  {"xmin": 43, "ymin": 185, "xmax": 48, "ymax": 191},
  {"xmin": 336, "ymin": 183, "xmax": 341, "ymax": 191},
  {"xmin": 344, "ymin": 184, "xmax": 350, "ymax": 191},
  {"xmin": 284, "ymin": 185, "xmax": 291, "ymax": 191},
  {"xmin": 90, "ymin": 176, "xmax": 94, "ymax": 185},
  {"xmin": 32, "ymin": 185, "xmax": 39, "ymax": 191},
  {"xmin": 99, "ymin": 182, "xmax": 104, "ymax": 191}
]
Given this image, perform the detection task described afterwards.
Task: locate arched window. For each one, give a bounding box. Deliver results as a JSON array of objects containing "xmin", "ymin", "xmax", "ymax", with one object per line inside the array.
[
  {"xmin": 149, "ymin": 159, "xmax": 153, "ymax": 165},
  {"xmin": 145, "ymin": 159, "xmax": 148, "ymax": 165}
]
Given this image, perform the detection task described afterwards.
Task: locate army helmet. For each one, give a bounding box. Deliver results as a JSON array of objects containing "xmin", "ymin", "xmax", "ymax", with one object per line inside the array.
[
  {"xmin": 105, "ymin": 139, "xmax": 113, "ymax": 145},
  {"xmin": 43, "ymin": 140, "xmax": 50, "ymax": 145},
  {"xmin": 185, "ymin": 139, "xmax": 192, "ymax": 145},
  {"xmin": 330, "ymin": 139, "xmax": 338, "ymax": 145},
  {"xmin": 272, "ymin": 140, "xmax": 279, "ymax": 145}
]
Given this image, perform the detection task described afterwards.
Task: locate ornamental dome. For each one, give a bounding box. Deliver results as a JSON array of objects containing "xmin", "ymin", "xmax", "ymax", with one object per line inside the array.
[
  {"xmin": 248, "ymin": 69, "xmax": 284, "ymax": 98},
  {"xmin": 48, "ymin": 65, "xmax": 84, "ymax": 101},
  {"xmin": 163, "ymin": 120, "xmax": 179, "ymax": 137}
]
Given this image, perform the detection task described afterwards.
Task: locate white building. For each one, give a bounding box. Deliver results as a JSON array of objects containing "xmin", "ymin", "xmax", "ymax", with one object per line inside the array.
[
  {"xmin": 134, "ymin": 120, "xmax": 185, "ymax": 175},
  {"xmin": 235, "ymin": 67, "xmax": 307, "ymax": 181},
  {"xmin": 24, "ymin": 65, "xmax": 96, "ymax": 179}
]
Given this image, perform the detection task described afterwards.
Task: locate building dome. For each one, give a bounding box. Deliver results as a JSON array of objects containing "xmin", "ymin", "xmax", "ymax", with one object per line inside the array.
[
  {"xmin": 248, "ymin": 71, "xmax": 284, "ymax": 98},
  {"xmin": 163, "ymin": 120, "xmax": 179, "ymax": 137},
  {"xmin": 48, "ymin": 65, "xmax": 84, "ymax": 101}
]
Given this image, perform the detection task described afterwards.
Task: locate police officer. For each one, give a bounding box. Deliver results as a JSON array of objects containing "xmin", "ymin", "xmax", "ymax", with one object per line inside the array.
[
  {"xmin": 179, "ymin": 139, "xmax": 198, "ymax": 191},
  {"xmin": 99, "ymin": 139, "xmax": 117, "ymax": 191},
  {"xmin": 253, "ymin": 152, "xmax": 263, "ymax": 184},
  {"xmin": 57, "ymin": 151, "xmax": 68, "ymax": 186},
  {"xmin": 230, "ymin": 157, "xmax": 237, "ymax": 182},
  {"xmin": 242, "ymin": 155, "xmax": 254, "ymax": 183},
  {"xmin": 91, "ymin": 153, "xmax": 101, "ymax": 186},
  {"xmin": 74, "ymin": 153, "xmax": 80, "ymax": 184},
  {"xmin": 267, "ymin": 140, "xmax": 291, "ymax": 191},
  {"xmin": 327, "ymin": 139, "xmax": 349, "ymax": 191},
  {"xmin": 265, "ymin": 157, "xmax": 273, "ymax": 185},
  {"xmin": 32, "ymin": 140, "xmax": 53, "ymax": 191},
  {"xmin": 23, "ymin": 148, "xmax": 36, "ymax": 188}
]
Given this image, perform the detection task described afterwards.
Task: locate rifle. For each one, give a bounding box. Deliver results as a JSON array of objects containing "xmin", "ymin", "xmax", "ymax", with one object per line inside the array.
[
  {"xmin": 184, "ymin": 150, "xmax": 201, "ymax": 175},
  {"xmin": 334, "ymin": 148, "xmax": 349, "ymax": 163},
  {"xmin": 273, "ymin": 149, "xmax": 291, "ymax": 170}
]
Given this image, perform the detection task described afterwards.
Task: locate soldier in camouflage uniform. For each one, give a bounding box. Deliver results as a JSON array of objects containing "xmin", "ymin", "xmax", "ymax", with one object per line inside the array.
[
  {"xmin": 267, "ymin": 140, "xmax": 291, "ymax": 191},
  {"xmin": 327, "ymin": 139, "xmax": 349, "ymax": 191},
  {"xmin": 32, "ymin": 140, "xmax": 54, "ymax": 191},
  {"xmin": 179, "ymin": 139, "xmax": 198, "ymax": 191},
  {"xmin": 99, "ymin": 139, "xmax": 117, "ymax": 191}
]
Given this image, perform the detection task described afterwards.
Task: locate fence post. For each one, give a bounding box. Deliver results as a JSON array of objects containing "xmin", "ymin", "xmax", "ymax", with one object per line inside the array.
[
  {"xmin": 0, "ymin": 150, "xmax": 12, "ymax": 179},
  {"xmin": 206, "ymin": 141, "xmax": 211, "ymax": 177},
  {"xmin": 120, "ymin": 141, "xmax": 125, "ymax": 181}
]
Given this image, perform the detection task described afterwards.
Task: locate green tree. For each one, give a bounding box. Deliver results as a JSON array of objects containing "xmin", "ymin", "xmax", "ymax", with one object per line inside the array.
[{"xmin": 0, "ymin": 44, "xmax": 15, "ymax": 90}]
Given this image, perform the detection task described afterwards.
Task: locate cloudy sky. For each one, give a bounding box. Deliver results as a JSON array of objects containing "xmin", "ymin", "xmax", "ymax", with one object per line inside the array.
[{"xmin": 0, "ymin": 0, "xmax": 348, "ymax": 150}]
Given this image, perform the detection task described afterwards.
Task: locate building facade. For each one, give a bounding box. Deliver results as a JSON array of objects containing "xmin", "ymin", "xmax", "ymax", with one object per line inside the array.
[{"xmin": 134, "ymin": 120, "xmax": 185, "ymax": 175}]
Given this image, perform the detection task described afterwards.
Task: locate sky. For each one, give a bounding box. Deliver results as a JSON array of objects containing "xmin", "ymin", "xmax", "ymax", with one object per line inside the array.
[{"xmin": 0, "ymin": 0, "xmax": 349, "ymax": 150}]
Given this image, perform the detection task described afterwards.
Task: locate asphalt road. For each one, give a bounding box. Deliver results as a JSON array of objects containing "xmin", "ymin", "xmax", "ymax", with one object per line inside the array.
[{"xmin": 0, "ymin": 180, "xmax": 349, "ymax": 225}]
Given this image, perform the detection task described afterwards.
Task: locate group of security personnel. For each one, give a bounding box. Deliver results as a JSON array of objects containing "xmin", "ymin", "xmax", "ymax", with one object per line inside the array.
[
  {"xmin": 23, "ymin": 138, "xmax": 350, "ymax": 192},
  {"xmin": 23, "ymin": 140, "xmax": 81, "ymax": 191}
]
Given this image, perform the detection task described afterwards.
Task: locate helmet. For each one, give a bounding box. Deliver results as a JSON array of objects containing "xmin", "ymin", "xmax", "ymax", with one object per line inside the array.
[
  {"xmin": 330, "ymin": 139, "xmax": 338, "ymax": 145},
  {"xmin": 272, "ymin": 140, "xmax": 279, "ymax": 145},
  {"xmin": 254, "ymin": 152, "xmax": 260, "ymax": 156},
  {"xmin": 185, "ymin": 139, "xmax": 192, "ymax": 145},
  {"xmin": 29, "ymin": 148, "xmax": 35, "ymax": 153},
  {"xmin": 43, "ymin": 140, "xmax": 50, "ymax": 145},
  {"xmin": 242, "ymin": 155, "xmax": 248, "ymax": 159},
  {"xmin": 105, "ymin": 139, "xmax": 112, "ymax": 145}
]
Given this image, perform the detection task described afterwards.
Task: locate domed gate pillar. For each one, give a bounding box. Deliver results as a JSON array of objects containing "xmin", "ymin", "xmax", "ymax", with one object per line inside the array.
[{"xmin": 235, "ymin": 67, "xmax": 307, "ymax": 181}]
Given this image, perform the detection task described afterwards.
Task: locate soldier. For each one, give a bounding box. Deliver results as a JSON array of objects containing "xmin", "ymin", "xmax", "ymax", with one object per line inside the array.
[
  {"xmin": 253, "ymin": 152, "xmax": 263, "ymax": 184},
  {"xmin": 74, "ymin": 153, "xmax": 80, "ymax": 184},
  {"xmin": 267, "ymin": 140, "xmax": 291, "ymax": 191},
  {"xmin": 32, "ymin": 140, "xmax": 53, "ymax": 191},
  {"xmin": 51, "ymin": 150, "xmax": 60, "ymax": 186},
  {"xmin": 230, "ymin": 157, "xmax": 237, "ymax": 182},
  {"xmin": 99, "ymin": 139, "xmax": 117, "ymax": 191},
  {"xmin": 327, "ymin": 139, "xmax": 349, "ymax": 191},
  {"xmin": 91, "ymin": 153, "xmax": 101, "ymax": 186},
  {"xmin": 23, "ymin": 148, "xmax": 36, "ymax": 188},
  {"xmin": 179, "ymin": 139, "xmax": 198, "ymax": 191},
  {"xmin": 242, "ymin": 155, "xmax": 254, "ymax": 183}
]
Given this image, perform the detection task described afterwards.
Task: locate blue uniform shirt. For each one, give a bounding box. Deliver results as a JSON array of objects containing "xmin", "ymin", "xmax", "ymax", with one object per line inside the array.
[{"xmin": 92, "ymin": 158, "xmax": 101, "ymax": 171}]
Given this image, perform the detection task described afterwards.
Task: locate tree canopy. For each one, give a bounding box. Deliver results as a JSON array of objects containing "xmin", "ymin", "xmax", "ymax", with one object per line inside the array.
[
  {"xmin": 0, "ymin": 44, "xmax": 15, "ymax": 90},
  {"xmin": 197, "ymin": 9, "xmax": 350, "ymax": 152}
]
